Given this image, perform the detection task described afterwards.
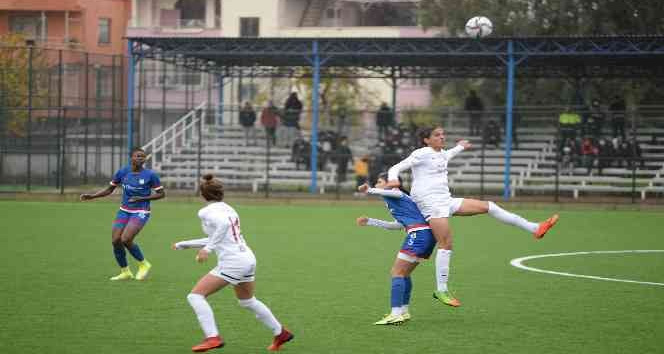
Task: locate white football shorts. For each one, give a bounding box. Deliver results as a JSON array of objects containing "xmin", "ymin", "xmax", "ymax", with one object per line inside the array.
[
  {"xmin": 209, "ymin": 253, "xmax": 256, "ymax": 285},
  {"xmin": 415, "ymin": 194, "xmax": 452, "ymax": 220}
]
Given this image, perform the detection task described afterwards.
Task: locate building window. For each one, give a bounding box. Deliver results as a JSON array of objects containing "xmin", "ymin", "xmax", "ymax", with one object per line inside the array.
[
  {"xmin": 98, "ymin": 18, "xmax": 111, "ymax": 44},
  {"xmin": 9, "ymin": 15, "xmax": 44, "ymax": 40},
  {"xmin": 239, "ymin": 17, "xmax": 260, "ymax": 37}
]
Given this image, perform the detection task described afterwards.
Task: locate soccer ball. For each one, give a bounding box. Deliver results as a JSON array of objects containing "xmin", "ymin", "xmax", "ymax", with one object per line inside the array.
[{"xmin": 465, "ymin": 16, "xmax": 493, "ymax": 38}]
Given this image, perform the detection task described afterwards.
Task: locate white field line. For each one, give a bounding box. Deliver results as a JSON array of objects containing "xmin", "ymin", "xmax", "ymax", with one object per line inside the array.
[{"xmin": 510, "ymin": 250, "xmax": 664, "ymax": 287}]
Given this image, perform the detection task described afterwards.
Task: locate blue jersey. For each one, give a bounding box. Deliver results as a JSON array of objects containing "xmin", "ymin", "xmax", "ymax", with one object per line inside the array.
[
  {"xmin": 383, "ymin": 193, "xmax": 428, "ymax": 228},
  {"xmin": 110, "ymin": 166, "xmax": 162, "ymax": 213}
]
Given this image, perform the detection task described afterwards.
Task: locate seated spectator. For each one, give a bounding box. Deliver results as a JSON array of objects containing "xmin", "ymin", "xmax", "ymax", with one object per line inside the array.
[
  {"xmin": 483, "ymin": 120, "xmax": 501, "ymax": 148},
  {"xmin": 597, "ymin": 138, "xmax": 613, "ymax": 175},
  {"xmin": 627, "ymin": 137, "xmax": 644, "ymax": 169},
  {"xmin": 580, "ymin": 138, "xmax": 598, "ymax": 175},
  {"xmin": 291, "ymin": 137, "xmax": 311, "ymax": 171},
  {"xmin": 353, "ymin": 155, "xmax": 370, "ymax": 196},
  {"xmin": 560, "ymin": 138, "xmax": 578, "ymax": 175}
]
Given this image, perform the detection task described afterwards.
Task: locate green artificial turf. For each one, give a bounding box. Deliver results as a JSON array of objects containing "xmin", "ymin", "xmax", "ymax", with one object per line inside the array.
[{"xmin": 0, "ymin": 200, "xmax": 662, "ymax": 354}]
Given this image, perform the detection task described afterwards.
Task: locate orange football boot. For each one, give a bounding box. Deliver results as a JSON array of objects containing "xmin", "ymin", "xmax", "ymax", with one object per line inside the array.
[
  {"xmin": 267, "ymin": 328, "xmax": 294, "ymax": 351},
  {"xmin": 192, "ymin": 336, "xmax": 224, "ymax": 352},
  {"xmin": 534, "ymin": 214, "xmax": 559, "ymax": 239}
]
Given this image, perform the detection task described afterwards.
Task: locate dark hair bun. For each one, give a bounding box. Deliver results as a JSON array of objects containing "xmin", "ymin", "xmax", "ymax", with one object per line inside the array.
[{"xmin": 202, "ymin": 174, "xmax": 215, "ymax": 181}]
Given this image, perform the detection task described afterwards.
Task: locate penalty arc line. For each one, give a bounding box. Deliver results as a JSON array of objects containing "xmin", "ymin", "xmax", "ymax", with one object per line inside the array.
[{"xmin": 510, "ymin": 250, "xmax": 664, "ymax": 287}]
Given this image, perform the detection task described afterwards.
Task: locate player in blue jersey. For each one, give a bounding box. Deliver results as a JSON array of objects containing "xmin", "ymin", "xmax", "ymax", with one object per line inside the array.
[
  {"xmin": 356, "ymin": 172, "xmax": 437, "ymax": 325},
  {"xmin": 80, "ymin": 148, "xmax": 165, "ymax": 281}
]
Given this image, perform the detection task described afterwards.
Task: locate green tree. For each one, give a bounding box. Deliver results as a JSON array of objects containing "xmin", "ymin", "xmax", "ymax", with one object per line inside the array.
[
  {"xmin": 0, "ymin": 33, "xmax": 49, "ymax": 137},
  {"xmin": 419, "ymin": 0, "xmax": 664, "ymax": 36}
]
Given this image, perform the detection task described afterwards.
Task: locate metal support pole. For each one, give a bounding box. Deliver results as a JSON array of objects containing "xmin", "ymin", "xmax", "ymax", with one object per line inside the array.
[
  {"xmin": 503, "ymin": 40, "xmax": 515, "ymax": 201},
  {"xmin": 84, "ymin": 52, "xmax": 89, "ymax": 184},
  {"xmin": 57, "ymin": 50, "xmax": 64, "ymax": 190},
  {"xmin": 60, "ymin": 108, "xmax": 67, "ymax": 195},
  {"xmin": 127, "ymin": 40, "xmax": 136, "ymax": 160},
  {"xmin": 27, "ymin": 46, "xmax": 34, "ymax": 191},
  {"xmin": 161, "ymin": 59, "xmax": 167, "ymax": 132},
  {"xmin": 111, "ymin": 55, "xmax": 116, "ymax": 174},
  {"xmin": 218, "ymin": 73, "xmax": 224, "ymax": 125},
  {"xmin": 310, "ymin": 40, "xmax": 321, "ymax": 194},
  {"xmin": 391, "ymin": 68, "xmax": 397, "ymax": 118}
]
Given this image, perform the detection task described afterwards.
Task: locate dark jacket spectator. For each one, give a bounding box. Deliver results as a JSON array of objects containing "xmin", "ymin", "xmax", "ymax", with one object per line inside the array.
[
  {"xmin": 584, "ymin": 99, "xmax": 604, "ymax": 140},
  {"xmin": 483, "ymin": 120, "xmax": 501, "ymax": 148},
  {"xmin": 239, "ymin": 102, "xmax": 257, "ymax": 146},
  {"xmin": 260, "ymin": 101, "xmax": 280, "ymax": 146},
  {"xmin": 609, "ymin": 95, "xmax": 626, "ymax": 139},
  {"xmin": 334, "ymin": 137, "xmax": 353, "ymax": 183},
  {"xmin": 283, "ymin": 93, "xmax": 303, "ymax": 128},
  {"xmin": 465, "ymin": 90, "xmax": 485, "ymax": 136},
  {"xmin": 376, "ymin": 102, "xmax": 394, "ymax": 141}
]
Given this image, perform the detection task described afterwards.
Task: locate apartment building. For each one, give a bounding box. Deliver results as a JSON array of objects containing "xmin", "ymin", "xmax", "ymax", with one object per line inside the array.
[
  {"xmin": 0, "ymin": 0, "xmax": 131, "ymax": 55},
  {"xmin": 127, "ymin": 0, "xmax": 438, "ymax": 134}
]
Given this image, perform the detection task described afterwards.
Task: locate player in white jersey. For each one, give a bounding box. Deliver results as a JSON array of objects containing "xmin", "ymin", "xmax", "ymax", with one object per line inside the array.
[
  {"xmin": 387, "ymin": 126, "xmax": 559, "ymax": 307},
  {"xmin": 172, "ymin": 174, "xmax": 293, "ymax": 352}
]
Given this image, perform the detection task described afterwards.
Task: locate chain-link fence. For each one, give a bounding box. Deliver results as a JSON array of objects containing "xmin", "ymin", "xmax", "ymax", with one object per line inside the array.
[{"xmin": 2, "ymin": 46, "xmax": 664, "ymax": 203}]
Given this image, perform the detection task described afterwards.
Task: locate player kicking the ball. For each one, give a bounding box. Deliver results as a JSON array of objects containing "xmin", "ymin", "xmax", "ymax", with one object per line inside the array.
[{"xmin": 172, "ymin": 174, "xmax": 293, "ymax": 352}]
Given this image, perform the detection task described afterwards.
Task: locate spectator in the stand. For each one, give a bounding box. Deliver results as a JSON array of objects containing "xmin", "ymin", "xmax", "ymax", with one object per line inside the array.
[
  {"xmin": 580, "ymin": 138, "xmax": 598, "ymax": 175},
  {"xmin": 627, "ymin": 136, "xmax": 644, "ymax": 169},
  {"xmin": 353, "ymin": 155, "xmax": 370, "ymax": 196},
  {"xmin": 291, "ymin": 137, "xmax": 311, "ymax": 171},
  {"xmin": 260, "ymin": 100, "xmax": 280, "ymax": 147},
  {"xmin": 335, "ymin": 107, "xmax": 351, "ymax": 138},
  {"xmin": 464, "ymin": 90, "xmax": 485, "ymax": 136},
  {"xmin": 609, "ymin": 95, "xmax": 627, "ymax": 139},
  {"xmin": 483, "ymin": 120, "xmax": 501, "ymax": 148},
  {"xmin": 502, "ymin": 111, "xmax": 521, "ymax": 149},
  {"xmin": 558, "ymin": 107, "xmax": 581, "ymax": 150},
  {"xmin": 283, "ymin": 92, "xmax": 303, "ymax": 148},
  {"xmin": 318, "ymin": 131, "xmax": 336, "ymax": 171},
  {"xmin": 597, "ymin": 138, "xmax": 613, "ymax": 175},
  {"xmin": 334, "ymin": 136, "xmax": 353, "ymax": 183},
  {"xmin": 560, "ymin": 140, "xmax": 576, "ymax": 175},
  {"xmin": 239, "ymin": 102, "xmax": 257, "ymax": 146},
  {"xmin": 584, "ymin": 99, "xmax": 604, "ymax": 140},
  {"xmin": 376, "ymin": 102, "xmax": 395, "ymax": 141}
]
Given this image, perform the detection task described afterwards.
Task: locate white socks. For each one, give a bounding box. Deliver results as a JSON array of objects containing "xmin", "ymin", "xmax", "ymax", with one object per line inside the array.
[
  {"xmin": 238, "ymin": 297, "xmax": 282, "ymax": 336},
  {"xmin": 488, "ymin": 202, "xmax": 538, "ymax": 234},
  {"xmin": 187, "ymin": 293, "xmax": 219, "ymax": 338},
  {"xmin": 435, "ymin": 249, "xmax": 452, "ymax": 292}
]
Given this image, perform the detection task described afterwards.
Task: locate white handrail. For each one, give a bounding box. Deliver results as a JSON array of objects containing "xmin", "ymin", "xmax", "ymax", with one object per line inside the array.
[{"xmin": 142, "ymin": 101, "xmax": 207, "ymax": 168}]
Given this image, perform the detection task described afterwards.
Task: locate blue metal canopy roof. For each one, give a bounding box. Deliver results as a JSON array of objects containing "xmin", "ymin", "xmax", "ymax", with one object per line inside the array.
[{"xmin": 127, "ymin": 35, "xmax": 664, "ymax": 78}]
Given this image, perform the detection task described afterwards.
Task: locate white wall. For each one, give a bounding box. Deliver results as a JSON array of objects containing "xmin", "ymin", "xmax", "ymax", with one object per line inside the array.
[{"xmin": 221, "ymin": 0, "xmax": 280, "ymax": 36}]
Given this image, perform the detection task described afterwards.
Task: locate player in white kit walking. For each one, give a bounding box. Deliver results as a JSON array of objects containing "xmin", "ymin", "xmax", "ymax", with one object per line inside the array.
[
  {"xmin": 173, "ymin": 174, "xmax": 293, "ymax": 352},
  {"xmin": 387, "ymin": 126, "xmax": 558, "ymax": 307}
]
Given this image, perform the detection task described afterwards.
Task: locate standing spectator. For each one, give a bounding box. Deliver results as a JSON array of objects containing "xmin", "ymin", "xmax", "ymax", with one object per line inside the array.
[
  {"xmin": 283, "ymin": 92, "xmax": 303, "ymax": 148},
  {"xmin": 376, "ymin": 102, "xmax": 394, "ymax": 141},
  {"xmin": 260, "ymin": 100, "xmax": 279, "ymax": 147},
  {"xmin": 561, "ymin": 141, "xmax": 576, "ymax": 175},
  {"xmin": 482, "ymin": 120, "xmax": 501, "ymax": 148},
  {"xmin": 334, "ymin": 136, "xmax": 353, "ymax": 183},
  {"xmin": 464, "ymin": 90, "xmax": 485, "ymax": 136},
  {"xmin": 627, "ymin": 136, "xmax": 644, "ymax": 169},
  {"xmin": 585, "ymin": 99, "xmax": 604, "ymax": 140},
  {"xmin": 335, "ymin": 107, "xmax": 351, "ymax": 138},
  {"xmin": 558, "ymin": 107, "xmax": 581, "ymax": 150},
  {"xmin": 609, "ymin": 95, "xmax": 627, "ymax": 139},
  {"xmin": 239, "ymin": 102, "xmax": 257, "ymax": 146},
  {"xmin": 353, "ymin": 155, "xmax": 370, "ymax": 195}
]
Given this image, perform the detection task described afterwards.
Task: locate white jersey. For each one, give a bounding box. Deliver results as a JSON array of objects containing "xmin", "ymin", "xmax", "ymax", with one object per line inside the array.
[
  {"xmin": 388, "ymin": 145, "xmax": 465, "ymax": 200},
  {"xmin": 198, "ymin": 202, "xmax": 254, "ymax": 262}
]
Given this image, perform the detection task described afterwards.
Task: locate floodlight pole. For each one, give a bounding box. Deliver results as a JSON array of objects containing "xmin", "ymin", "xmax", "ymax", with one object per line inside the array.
[
  {"xmin": 503, "ymin": 40, "xmax": 516, "ymax": 201},
  {"xmin": 127, "ymin": 40, "xmax": 136, "ymax": 162},
  {"xmin": 310, "ymin": 40, "xmax": 321, "ymax": 194}
]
